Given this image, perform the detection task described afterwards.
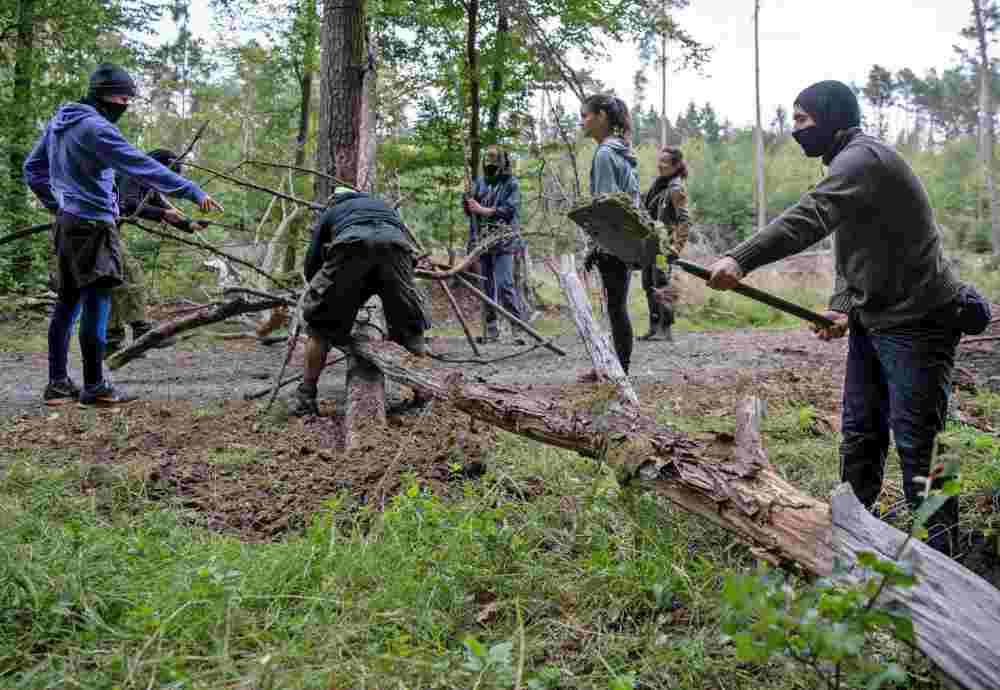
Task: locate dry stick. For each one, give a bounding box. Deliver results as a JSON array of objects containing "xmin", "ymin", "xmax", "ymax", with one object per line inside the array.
[
  {"xmin": 264, "ymin": 288, "xmax": 308, "ymax": 415},
  {"xmin": 243, "ymin": 160, "xmax": 356, "ymax": 188},
  {"xmin": 127, "ymin": 220, "xmax": 288, "ymax": 287},
  {"xmin": 244, "ymin": 354, "xmax": 348, "ymax": 400},
  {"xmin": 438, "ymin": 280, "xmax": 482, "ymax": 357},
  {"xmin": 0, "ymin": 222, "xmax": 54, "ymax": 247},
  {"xmin": 428, "ymin": 342, "xmax": 545, "ymax": 366},
  {"xmin": 126, "ymin": 120, "xmax": 210, "ymax": 223},
  {"xmin": 961, "ymin": 335, "xmax": 1000, "ymax": 344},
  {"xmin": 454, "ymin": 274, "xmax": 566, "ymax": 356},
  {"xmin": 184, "ymin": 162, "xmax": 325, "ymax": 211},
  {"xmin": 222, "ymin": 287, "xmax": 298, "ymax": 307}
]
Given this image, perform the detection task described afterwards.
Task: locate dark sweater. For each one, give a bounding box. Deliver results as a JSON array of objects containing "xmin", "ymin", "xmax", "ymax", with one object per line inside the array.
[
  {"xmin": 727, "ymin": 128, "xmax": 961, "ymax": 330},
  {"xmin": 304, "ymin": 192, "xmax": 413, "ymax": 281}
]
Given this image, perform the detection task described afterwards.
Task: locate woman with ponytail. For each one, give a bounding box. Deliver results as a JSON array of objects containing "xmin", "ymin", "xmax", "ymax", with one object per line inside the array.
[
  {"xmin": 639, "ymin": 146, "xmax": 691, "ymax": 341},
  {"xmin": 579, "ymin": 95, "xmax": 640, "ymax": 377}
]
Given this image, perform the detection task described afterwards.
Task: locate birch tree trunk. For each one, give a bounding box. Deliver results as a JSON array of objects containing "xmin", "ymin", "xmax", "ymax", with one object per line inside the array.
[
  {"xmin": 973, "ymin": 0, "xmax": 1000, "ymax": 256},
  {"xmin": 753, "ymin": 0, "xmax": 767, "ymax": 231}
]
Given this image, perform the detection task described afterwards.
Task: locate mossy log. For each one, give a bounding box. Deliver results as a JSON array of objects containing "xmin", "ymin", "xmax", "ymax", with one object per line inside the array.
[{"xmin": 567, "ymin": 193, "xmax": 667, "ymax": 265}]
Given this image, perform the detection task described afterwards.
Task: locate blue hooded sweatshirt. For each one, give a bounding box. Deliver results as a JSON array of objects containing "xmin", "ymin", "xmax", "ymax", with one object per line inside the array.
[{"xmin": 23, "ymin": 102, "xmax": 207, "ymax": 224}]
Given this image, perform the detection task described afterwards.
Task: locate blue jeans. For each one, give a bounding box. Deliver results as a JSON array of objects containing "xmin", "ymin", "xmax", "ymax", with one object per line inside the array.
[
  {"xmin": 480, "ymin": 252, "xmax": 523, "ymax": 329},
  {"xmin": 840, "ymin": 309, "xmax": 961, "ymax": 552},
  {"xmin": 48, "ymin": 285, "xmax": 112, "ymax": 390}
]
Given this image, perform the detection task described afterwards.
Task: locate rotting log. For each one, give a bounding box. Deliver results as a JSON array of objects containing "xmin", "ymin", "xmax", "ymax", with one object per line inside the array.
[
  {"xmin": 351, "ymin": 339, "xmax": 1000, "ymax": 690},
  {"xmin": 107, "ymin": 296, "xmax": 286, "ymax": 370},
  {"xmin": 550, "ymin": 253, "xmax": 638, "ymax": 410},
  {"xmin": 344, "ymin": 297, "xmax": 387, "ymax": 451}
]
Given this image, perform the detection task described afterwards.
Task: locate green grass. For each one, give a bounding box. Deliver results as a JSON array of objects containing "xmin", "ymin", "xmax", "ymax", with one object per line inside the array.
[{"xmin": 0, "ymin": 395, "xmax": 957, "ymax": 690}]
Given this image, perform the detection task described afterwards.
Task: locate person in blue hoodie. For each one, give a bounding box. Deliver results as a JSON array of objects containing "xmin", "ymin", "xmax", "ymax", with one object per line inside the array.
[
  {"xmin": 463, "ymin": 145, "xmax": 525, "ymax": 343},
  {"xmin": 24, "ymin": 64, "xmax": 222, "ymax": 408},
  {"xmin": 579, "ymin": 94, "xmax": 640, "ymax": 377}
]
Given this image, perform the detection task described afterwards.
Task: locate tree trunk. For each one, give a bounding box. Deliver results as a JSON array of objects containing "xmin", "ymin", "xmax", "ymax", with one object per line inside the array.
[
  {"xmin": 344, "ymin": 297, "xmax": 386, "ymax": 451},
  {"xmin": 315, "ymin": 0, "xmax": 366, "ymax": 199},
  {"xmin": 551, "ymin": 254, "xmax": 638, "ymax": 410},
  {"xmin": 353, "ymin": 338, "xmax": 1000, "ymax": 690},
  {"xmin": 973, "ymin": 0, "xmax": 1000, "ymax": 256},
  {"xmin": 8, "ymin": 0, "xmax": 36, "ymax": 277},
  {"xmin": 753, "ymin": 0, "xmax": 767, "ymax": 231},
  {"xmin": 357, "ymin": 28, "xmax": 378, "ymax": 192},
  {"xmin": 466, "ymin": 0, "xmax": 482, "ymax": 180},
  {"xmin": 659, "ymin": 3, "xmax": 668, "ymax": 149},
  {"xmin": 486, "ymin": 0, "xmax": 509, "ymax": 139}
]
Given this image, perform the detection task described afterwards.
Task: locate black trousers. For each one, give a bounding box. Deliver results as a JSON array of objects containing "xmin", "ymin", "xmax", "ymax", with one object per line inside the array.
[{"xmin": 596, "ymin": 252, "xmax": 633, "ymax": 374}]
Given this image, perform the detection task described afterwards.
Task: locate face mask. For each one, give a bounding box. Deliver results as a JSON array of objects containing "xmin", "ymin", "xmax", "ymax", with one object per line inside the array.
[
  {"xmin": 792, "ymin": 125, "xmax": 832, "ymax": 158},
  {"xmin": 100, "ymin": 101, "xmax": 128, "ymax": 124},
  {"xmin": 484, "ymin": 164, "xmax": 499, "ymax": 178}
]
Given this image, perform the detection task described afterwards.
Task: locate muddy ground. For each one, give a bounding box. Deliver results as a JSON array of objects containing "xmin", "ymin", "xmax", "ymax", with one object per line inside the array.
[{"xmin": 2, "ymin": 297, "xmax": 1000, "ymax": 580}]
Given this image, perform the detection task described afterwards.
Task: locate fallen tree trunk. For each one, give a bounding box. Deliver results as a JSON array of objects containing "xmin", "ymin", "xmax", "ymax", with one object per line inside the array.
[
  {"xmin": 351, "ymin": 339, "xmax": 1000, "ymax": 690},
  {"xmin": 106, "ymin": 295, "xmax": 286, "ymax": 370},
  {"xmin": 549, "ymin": 254, "xmax": 638, "ymax": 410}
]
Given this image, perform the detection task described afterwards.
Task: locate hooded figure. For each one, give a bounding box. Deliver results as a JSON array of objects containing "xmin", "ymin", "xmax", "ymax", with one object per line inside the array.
[
  {"xmin": 463, "ymin": 145, "xmax": 525, "ymax": 342},
  {"xmin": 790, "ymin": 80, "xmax": 862, "ymax": 163},
  {"xmin": 706, "ymin": 79, "xmax": 987, "ymax": 557},
  {"xmin": 24, "ymin": 63, "xmax": 219, "ymax": 408}
]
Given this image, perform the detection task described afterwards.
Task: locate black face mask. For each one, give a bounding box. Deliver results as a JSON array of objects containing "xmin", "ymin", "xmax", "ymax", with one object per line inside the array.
[
  {"xmin": 484, "ymin": 164, "xmax": 499, "ymax": 179},
  {"xmin": 100, "ymin": 101, "xmax": 128, "ymax": 124},
  {"xmin": 792, "ymin": 125, "xmax": 833, "ymax": 159}
]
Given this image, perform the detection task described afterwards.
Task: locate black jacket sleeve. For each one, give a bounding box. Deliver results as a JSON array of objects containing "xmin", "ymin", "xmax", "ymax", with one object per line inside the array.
[{"xmin": 119, "ymin": 173, "xmax": 168, "ymax": 223}]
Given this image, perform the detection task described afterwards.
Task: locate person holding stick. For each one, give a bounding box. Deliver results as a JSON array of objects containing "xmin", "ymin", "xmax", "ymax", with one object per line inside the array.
[
  {"xmin": 107, "ymin": 148, "xmax": 211, "ymax": 356},
  {"xmin": 706, "ymin": 80, "xmax": 991, "ymax": 556},
  {"xmin": 24, "ymin": 63, "xmax": 222, "ymax": 407}
]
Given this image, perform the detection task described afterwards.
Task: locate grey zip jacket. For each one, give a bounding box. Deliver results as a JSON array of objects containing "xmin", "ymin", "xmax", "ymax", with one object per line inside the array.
[
  {"xmin": 727, "ymin": 128, "xmax": 961, "ymax": 331},
  {"xmin": 589, "ymin": 136, "xmax": 640, "ymax": 206}
]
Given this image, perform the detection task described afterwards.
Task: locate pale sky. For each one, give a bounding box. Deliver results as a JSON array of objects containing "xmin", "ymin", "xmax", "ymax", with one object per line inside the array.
[
  {"xmin": 171, "ymin": 0, "xmax": 972, "ymax": 130},
  {"xmin": 594, "ymin": 0, "xmax": 972, "ymax": 128}
]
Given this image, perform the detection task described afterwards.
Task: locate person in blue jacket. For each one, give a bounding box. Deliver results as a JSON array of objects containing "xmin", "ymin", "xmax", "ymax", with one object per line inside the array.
[
  {"xmin": 24, "ymin": 63, "xmax": 223, "ymax": 408},
  {"xmin": 463, "ymin": 145, "xmax": 525, "ymax": 343}
]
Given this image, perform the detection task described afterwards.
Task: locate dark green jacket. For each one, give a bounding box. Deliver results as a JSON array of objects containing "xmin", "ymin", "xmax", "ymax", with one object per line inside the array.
[{"xmin": 727, "ymin": 128, "xmax": 960, "ymax": 330}]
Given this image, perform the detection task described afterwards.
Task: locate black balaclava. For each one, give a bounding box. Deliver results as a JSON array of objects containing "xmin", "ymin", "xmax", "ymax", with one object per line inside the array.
[
  {"xmin": 148, "ymin": 148, "xmax": 180, "ymax": 173},
  {"xmin": 792, "ymin": 80, "xmax": 861, "ymax": 163},
  {"xmin": 483, "ymin": 148, "xmax": 505, "ymax": 183},
  {"xmin": 81, "ymin": 63, "xmax": 137, "ymax": 124}
]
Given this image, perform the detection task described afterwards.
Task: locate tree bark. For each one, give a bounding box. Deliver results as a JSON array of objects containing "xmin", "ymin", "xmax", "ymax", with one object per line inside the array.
[
  {"xmin": 551, "ymin": 254, "xmax": 638, "ymax": 410},
  {"xmin": 344, "ymin": 298, "xmax": 386, "ymax": 450},
  {"xmin": 283, "ymin": 62, "xmax": 314, "ymax": 275},
  {"xmin": 659, "ymin": 1, "xmax": 669, "ymax": 148},
  {"xmin": 357, "ymin": 28, "xmax": 378, "ymax": 192},
  {"xmin": 106, "ymin": 295, "xmax": 286, "ymax": 370},
  {"xmin": 972, "ymin": 0, "xmax": 1000, "ymax": 256},
  {"xmin": 315, "ymin": 0, "xmax": 366, "ymax": 199},
  {"xmin": 8, "ymin": 0, "xmax": 36, "ymax": 276},
  {"xmin": 352, "ymin": 338, "xmax": 1000, "ymax": 690},
  {"xmin": 466, "ymin": 0, "xmax": 482, "ymax": 179},
  {"xmin": 753, "ymin": 0, "xmax": 767, "ymax": 231},
  {"xmin": 486, "ymin": 0, "xmax": 509, "ymax": 139}
]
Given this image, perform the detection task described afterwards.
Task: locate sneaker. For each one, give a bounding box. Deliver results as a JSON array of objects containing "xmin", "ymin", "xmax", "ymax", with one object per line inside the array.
[
  {"xmin": 43, "ymin": 378, "xmax": 81, "ymax": 406},
  {"xmin": 290, "ymin": 384, "xmax": 320, "ymax": 417},
  {"xmin": 78, "ymin": 382, "xmax": 138, "ymax": 408}
]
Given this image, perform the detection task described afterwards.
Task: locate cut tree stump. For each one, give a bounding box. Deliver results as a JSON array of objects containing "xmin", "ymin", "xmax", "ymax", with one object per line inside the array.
[
  {"xmin": 351, "ymin": 339, "xmax": 1000, "ymax": 690},
  {"xmin": 107, "ymin": 295, "xmax": 286, "ymax": 370},
  {"xmin": 343, "ymin": 297, "xmax": 387, "ymax": 451},
  {"xmin": 550, "ymin": 254, "xmax": 638, "ymax": 410}
]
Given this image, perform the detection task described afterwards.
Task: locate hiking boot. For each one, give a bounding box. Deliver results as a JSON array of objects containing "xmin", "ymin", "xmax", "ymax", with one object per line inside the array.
[
  {"xmin": 638, "ymin": 325, "xmax": 664, "ymax": 341},
  {"xmin": 43, "ymin": 378, "xmax": 80, "ymax": 406},
  {"xmin": 78, "ymin": 382, "xmax": 138, "ymax": 409},
  {"xmin": 661, "ymin": 324, "xmax": 674, "ymax": 342},
  {"xmin": 132, "ymin": 320, "xmax": 176, "ymax": 349},
  {"xmin": 290, "ymin": 384, "xmax": 320, "ymax": 417}
]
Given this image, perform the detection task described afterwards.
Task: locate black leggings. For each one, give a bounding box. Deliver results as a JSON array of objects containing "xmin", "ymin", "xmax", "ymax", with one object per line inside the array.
[{"xmin": 596, "ymin": 252, "xmax": 633, "ymax": 373}]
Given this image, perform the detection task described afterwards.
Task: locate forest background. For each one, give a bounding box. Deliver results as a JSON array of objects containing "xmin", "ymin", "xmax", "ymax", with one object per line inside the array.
[{"xmin": 0, "ymin": 0, "xmax": 995, "ymax": 296}]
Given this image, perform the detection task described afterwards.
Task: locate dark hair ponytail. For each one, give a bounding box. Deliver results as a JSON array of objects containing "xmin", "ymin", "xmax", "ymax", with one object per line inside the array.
[
  {"xmin": 583, "ymin": 94, "xmax": 633, "ymax": 144},
  {"xmin": 662, "ymin": 146, "xmax": 688, "ymax": 180}
]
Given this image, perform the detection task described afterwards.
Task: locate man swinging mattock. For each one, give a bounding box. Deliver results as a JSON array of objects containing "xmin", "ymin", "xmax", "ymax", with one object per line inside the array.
[{"xmin": 570, "ymin": 80, "xmax": 992, "ymax": 557}]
